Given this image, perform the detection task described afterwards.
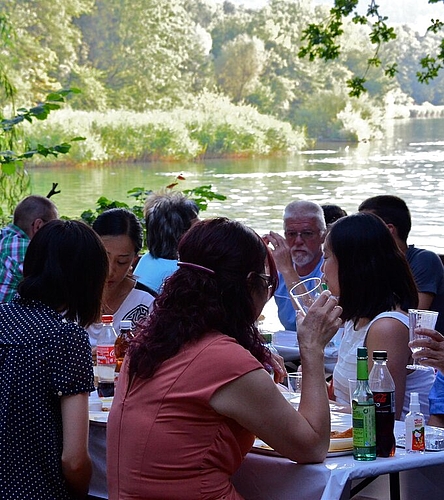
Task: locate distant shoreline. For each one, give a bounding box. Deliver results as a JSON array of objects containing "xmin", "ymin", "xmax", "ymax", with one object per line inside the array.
[
  {"xmin": 389, "ymin": 103, "xmax": 444, "ymax": 120},
  {"xmin": 408, "ymin": 103, "xmax": 444, "ymax": 118}
]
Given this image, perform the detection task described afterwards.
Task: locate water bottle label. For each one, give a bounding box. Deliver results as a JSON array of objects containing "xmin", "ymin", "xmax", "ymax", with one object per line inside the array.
[
  {"xmin": 97, "ymin": 345, "xmax": 116, "ymax": 365},
  {"xmin": 353, "ymin": 403, "xmax": 376, "ymax": 447}
]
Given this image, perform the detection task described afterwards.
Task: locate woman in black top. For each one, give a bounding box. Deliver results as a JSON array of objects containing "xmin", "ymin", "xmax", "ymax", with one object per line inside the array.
[{"xmin": 0, "ymin": 220, "xmax": 108, "ymax": 499}]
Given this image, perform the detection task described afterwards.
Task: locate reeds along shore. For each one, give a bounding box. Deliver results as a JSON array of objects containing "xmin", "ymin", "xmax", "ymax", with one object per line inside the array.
[{"xmin": 22, "ymin": 97, "xmax": 306, "ymax": 165}]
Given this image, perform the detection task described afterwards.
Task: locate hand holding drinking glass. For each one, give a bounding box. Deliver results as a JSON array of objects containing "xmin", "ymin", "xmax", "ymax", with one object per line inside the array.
[
  {"xmin": 406, "ymin": 309, "xmax": 438, "ymax": 370},
  {"xmin": 409, "ymin": 327, "xmax": 444, "ymax": 373},
  {"xmin": 290, "ymin": 277, "xmax": 323, "ymax": 317},
  {"xmin": 296, "ymin": 291, "xmax": 342, "ymax": 352}
]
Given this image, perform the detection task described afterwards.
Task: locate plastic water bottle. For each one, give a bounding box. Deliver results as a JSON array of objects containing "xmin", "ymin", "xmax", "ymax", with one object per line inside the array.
[
  {"xmin": 352, "ymin": 346, "xmax": 376, "ymax": 461},
  {"xmin": 369, "ymin": 350, "xmax": 396, "ymax": 457},
  {"xmin": 96, "ymin": 314, "xmax": 117, "ymax": 398}
]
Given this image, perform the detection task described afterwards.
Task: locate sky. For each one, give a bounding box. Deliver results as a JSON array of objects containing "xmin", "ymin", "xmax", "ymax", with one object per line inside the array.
[{"xmin": 226, "ymin": 0, "xmax": 443, "ymax": 35}]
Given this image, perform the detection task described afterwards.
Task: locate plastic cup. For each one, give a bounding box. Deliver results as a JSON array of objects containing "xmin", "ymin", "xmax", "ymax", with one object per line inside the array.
[
  {"xmin": 284, "ymin": 372, "xmax": 302, "ymax": 408},
  {"xmin": 289, "ymin": 277, "xmax": 323, "ymax": 317},
  {"xmin": 348, "ymin": 378, "xmax": 357, "ymax": 408}
]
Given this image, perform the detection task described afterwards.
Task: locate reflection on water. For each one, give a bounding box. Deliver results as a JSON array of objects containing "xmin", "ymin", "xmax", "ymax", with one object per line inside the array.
[{"xmin": 28, "ymin": 117, "xmax": 444, "ymax": 252}]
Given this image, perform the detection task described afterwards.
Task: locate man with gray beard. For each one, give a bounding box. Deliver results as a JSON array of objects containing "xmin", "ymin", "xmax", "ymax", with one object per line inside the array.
[{"xmin": 265, "ymin": 200, "xmax": 326, "ymax": 331}]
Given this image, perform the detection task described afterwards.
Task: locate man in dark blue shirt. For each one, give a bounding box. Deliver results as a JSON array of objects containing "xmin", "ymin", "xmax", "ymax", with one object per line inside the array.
[{"xmin": 359, "ymin": 195, "xmax": 444, "ymax": 333}]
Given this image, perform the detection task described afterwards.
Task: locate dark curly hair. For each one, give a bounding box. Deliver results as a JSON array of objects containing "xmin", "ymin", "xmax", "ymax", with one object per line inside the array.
[
  {"xmin": 128, "ymin": 217, "xmax": 278, "ymax": 379},
  {"xmin": 327, "ymin": 212, "xmax": 418, "ymax": 326}
]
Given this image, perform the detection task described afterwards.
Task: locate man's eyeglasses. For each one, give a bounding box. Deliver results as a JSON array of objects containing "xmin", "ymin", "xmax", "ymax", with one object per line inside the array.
[{"xmin": 284, "ymin": 230, "xmax": 319, "ymax": 241}]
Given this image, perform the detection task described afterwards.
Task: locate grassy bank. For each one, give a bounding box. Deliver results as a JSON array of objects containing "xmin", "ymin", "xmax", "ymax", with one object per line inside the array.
[{"xmin": 23, "ymin": 93, "xmax": 306, "ymax": 164}]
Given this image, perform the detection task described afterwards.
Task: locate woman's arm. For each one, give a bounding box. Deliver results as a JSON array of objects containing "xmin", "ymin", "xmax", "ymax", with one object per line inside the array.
[
  {"xmin": 60, "ymin": 393, "xmax": 92, "ymax": 499},
  {"xmin": 210, "ymin": 292, "xmax": 342, "ymax": 463},
  {"xmin": 366, "ymin": 317, "xmax": 410, "ymax": 420}
]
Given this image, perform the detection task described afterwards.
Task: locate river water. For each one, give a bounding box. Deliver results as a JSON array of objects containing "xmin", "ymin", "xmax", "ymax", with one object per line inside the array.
[{"xmin": 28, "ymin": 117, "xmax": 444, "ymax": 252}]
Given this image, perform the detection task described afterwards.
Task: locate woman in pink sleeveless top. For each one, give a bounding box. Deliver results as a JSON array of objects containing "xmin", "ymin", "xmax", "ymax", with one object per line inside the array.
[{"xmin": 107, "ymin": 217, "xmax": 342, "ymax": 500}]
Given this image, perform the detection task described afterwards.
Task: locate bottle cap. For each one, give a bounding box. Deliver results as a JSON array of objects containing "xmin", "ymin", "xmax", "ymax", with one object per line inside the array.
[
  {"xmin": 357, "ymin": 346, "xmax": 368, "ymax": 358},
  {"xmin": 102, "ymin": 314, "xmax": 114, "ymax": 324},
  {"xmin": 410, "ymin": 392, "xmax": 421, "ymax": 412},
  {"xmin": 372, "ymin": 350, "xmax": 387, "ymax": 361},
  {"xmin": 120, "ymin": 320, "xmax": 132, "ymax": 330}
]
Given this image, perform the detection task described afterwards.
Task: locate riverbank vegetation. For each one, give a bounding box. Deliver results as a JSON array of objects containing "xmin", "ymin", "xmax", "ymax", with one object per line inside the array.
[{"xmin": 23, "ymin": 93, "xmax": 306, "ymax": 163}]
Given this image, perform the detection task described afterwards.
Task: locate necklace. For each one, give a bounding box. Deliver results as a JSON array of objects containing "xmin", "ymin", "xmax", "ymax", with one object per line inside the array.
[{"xmin": 101, "ymin": 276, "xmax": 136, "ymax": 315}]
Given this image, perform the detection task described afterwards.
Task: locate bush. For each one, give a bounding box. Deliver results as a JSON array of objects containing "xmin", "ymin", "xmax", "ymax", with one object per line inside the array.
[{"xmin": 22, "ymin": 92, "xmax": 306, "ymax": 164}]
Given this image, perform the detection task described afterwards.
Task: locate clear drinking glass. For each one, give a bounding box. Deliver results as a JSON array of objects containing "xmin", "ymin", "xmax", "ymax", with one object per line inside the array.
[
  {"xmin": 289, "ymin": 277, "xmax": 323, "ymax": 317},
  {"xmin": 406, "ymin": 309, "xmax": 438, "ymax": 370},
  {"xmin": 284, "ymin": 372, "xmax": 302, "ymax": 409}
]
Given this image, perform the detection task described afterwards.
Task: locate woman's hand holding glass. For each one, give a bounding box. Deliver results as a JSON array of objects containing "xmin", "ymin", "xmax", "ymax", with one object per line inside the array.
[
  {"xmin": 297, "ymin": 291, "xmax": 343, "ymax": 351},
  {"xmin": 269, "ymin": 350, "xmax": 286, "ymax": 384},
  {"xmin": 290, "ymin": 277, "xmax": 323, "ymax": 317}
]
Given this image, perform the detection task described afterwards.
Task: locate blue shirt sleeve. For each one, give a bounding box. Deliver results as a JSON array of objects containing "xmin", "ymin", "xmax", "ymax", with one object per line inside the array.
[
  {"xmin": 429, "ymin": 371, "xmax": 444, "ymax": 416},
  {"xmin": 273, "ymin": 274, "xmax": 296, "ymax": 331}
]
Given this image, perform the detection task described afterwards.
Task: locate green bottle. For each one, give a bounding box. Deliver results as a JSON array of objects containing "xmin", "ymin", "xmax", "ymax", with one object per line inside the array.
[{"xmin": 352, "ymin": 347, "xmax": 376, "ymax": 460}]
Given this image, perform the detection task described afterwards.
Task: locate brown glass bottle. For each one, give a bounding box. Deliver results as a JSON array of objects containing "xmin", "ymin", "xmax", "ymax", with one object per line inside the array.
[{"xmin": 114, "ymin": 320, "xmax": 134, "ymax": 382}]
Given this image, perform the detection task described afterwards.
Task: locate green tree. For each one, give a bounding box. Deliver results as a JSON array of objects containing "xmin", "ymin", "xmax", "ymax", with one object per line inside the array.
[
  {"xmin": 78, "ymin": 0, "xmax": 211, "ymax": 110},
  {"xmin": 298, "ymin": 0, "xmax": 444, "ymax": 97},
  {"xmin": 237, "ymin": 0, "xmax": 383, "ymax": 138},
  {"xmin": 0, "ymin": 0, "xmax": 95, "ymax": 106},
  {"xmin": 215, "ymin": 34, "xmax": 266, "ymax": 102},
  {"xmin": 244, "ymin": 0, "xmax": 328, "ymax": 116},
  {"xmin": 388, "ymin": 25, "xmax": 444, "ymax": 105}
]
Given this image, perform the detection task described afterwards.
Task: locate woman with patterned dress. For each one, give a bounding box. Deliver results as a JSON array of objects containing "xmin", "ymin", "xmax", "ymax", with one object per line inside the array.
[{"xmin": 0, "ymin": 220, "xmax": 108, "ymax": 499}]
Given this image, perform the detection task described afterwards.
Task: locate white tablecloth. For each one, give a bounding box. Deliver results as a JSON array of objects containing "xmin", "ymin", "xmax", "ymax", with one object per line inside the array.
[
  {"xmin": 88, "ymin": 416, "xmax": 444, "ymax": 499},
  {"xmin": 232, "ymin": 422, "xmax": 444, "ymax": 500}
]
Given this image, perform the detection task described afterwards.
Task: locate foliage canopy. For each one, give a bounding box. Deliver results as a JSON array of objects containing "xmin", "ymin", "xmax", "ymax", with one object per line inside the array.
[{"xmin": 1, "ymin": 0, "xmax": 444, "ymax": 155}]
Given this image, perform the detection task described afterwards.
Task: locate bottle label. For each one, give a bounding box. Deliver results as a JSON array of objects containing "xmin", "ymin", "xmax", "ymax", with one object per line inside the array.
[
  {"xmin": 353, "ymin": 402, "xmax": 376, "ymax": 447},
  {"xmin": 373, "ymin": 391, "xmax": 395, "ymax": 414},
  {"xmin": 373, "ymin": 391, "xmax": 396, "ymax": 457},
  {"xmin": 410, "ymin": 423, "xmax": 425, "ymax": 451},
  {"xmin": 97, "ymin": 345, "xmax": 116, "ymax": 365}
]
